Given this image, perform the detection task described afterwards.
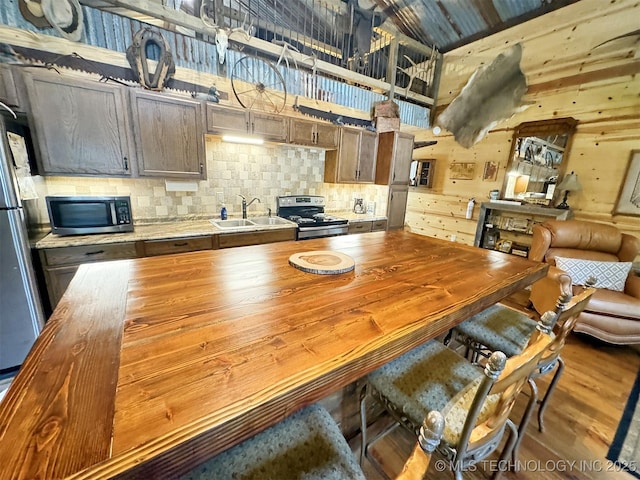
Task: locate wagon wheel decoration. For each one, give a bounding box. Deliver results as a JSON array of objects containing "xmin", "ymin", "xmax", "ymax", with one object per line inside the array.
[{"xmin": 231, "ymin": 55, "xmax": 287, "ymax": 113}]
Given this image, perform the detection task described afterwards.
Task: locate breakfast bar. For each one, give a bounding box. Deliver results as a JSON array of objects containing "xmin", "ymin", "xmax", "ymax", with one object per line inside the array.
[{"xmin": 0, "ymin": 231, "xmax": 547, "ymax": 479}]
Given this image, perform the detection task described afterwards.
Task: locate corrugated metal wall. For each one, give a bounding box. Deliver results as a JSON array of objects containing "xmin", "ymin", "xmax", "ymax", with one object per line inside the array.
[{"xmin": 0, "ymin": 0, "xmax": 430, "ymax": 128}]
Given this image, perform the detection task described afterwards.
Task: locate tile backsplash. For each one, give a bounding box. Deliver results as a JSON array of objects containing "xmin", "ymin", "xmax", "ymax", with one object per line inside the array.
[{"xmin": 27, "ymin": 136, "xmax": 389, "ymax": 228}]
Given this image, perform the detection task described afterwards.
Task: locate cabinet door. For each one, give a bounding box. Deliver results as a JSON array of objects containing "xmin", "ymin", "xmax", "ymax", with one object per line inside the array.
[
  {"xmin": 357, "ymin": 130, "xmax": 378, "ymax": 183},
  {"xmin": 387, "ymin": 187, "xmax": 408, "ymax": 230},
  {"xmin": 143, "ymin": 236, "xmax": 213, "ymax": 256},
  {"xmin": 44, "ymin": 264, "xmax": 78, "ymax": 310},
  {"xmin": 348, "ymin": 221, "xmax": 372, "ymax": 234},
  {"xmin": 337, "ymin": 128, "xmax": 361, "ymax": 182},
  {"xmin": 0, "ymin": 65, "xmax": 20, "ymax": 108},
  {"xmin": 251, "ymin": 112, "xmax": 287, "ymax": 142},
  {"xmin": 314, "ymin": 123, "xmax": 338, "ymax": 149},
  {"xmin": 390, "ymin": 133, "xmax": 414, "ymax": 185},
  {"xmin": 206, "ymin": 104, "xmax": 249, "ymax": 134},
  {"xmin": 23, "ymin": 71, "xmax": 134, "ymax": 176},
  {"xmin": 218, "ymin": 229, "xmax": 295, "ymax": 248},
  {"xmin": 289, "ymin": 119, "xmax": 316, "ymax": 146},
  {"xmin": 131, "ymin": 91, "xmax": 206, "ymax": 179}
]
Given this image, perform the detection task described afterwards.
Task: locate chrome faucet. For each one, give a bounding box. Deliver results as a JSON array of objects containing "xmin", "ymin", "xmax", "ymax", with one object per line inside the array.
[{"xmin": 238, "ymin": 194, "xmax": 261, "ymax": 219}]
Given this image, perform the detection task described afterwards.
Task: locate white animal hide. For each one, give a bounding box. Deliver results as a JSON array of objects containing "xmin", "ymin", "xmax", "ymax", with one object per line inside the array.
[{"xmin": 437, "ymin": 43, "xmax": 528, "ymax": 148}]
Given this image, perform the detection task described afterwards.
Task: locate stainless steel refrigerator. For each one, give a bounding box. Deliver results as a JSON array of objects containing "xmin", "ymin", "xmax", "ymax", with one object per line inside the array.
[{"xmin": 0, "ymin": 115, "xmax": 44, "ymax": 372}]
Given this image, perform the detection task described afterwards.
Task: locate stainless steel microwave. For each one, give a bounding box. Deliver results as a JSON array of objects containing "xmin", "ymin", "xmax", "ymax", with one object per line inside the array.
[{"xmin": 46, "ymin": 195, "xmax": 133, "ymax": 236}]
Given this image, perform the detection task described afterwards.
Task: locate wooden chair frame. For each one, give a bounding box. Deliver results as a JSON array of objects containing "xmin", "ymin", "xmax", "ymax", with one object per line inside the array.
[{"xmin": 360, "ymin": 317, "xmax": 554, "ymax": 480}]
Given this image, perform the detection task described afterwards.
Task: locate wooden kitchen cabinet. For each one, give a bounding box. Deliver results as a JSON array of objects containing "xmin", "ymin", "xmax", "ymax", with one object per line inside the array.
[
  {"xmin": 348, "ymin": 221, "xmax": 372, "ymax": 234},
  {"xmin": 39, "ymin": 242, "xmax": 140, "ymax": 309},
  {"xmin": 348, "ymin": 218, "xmax": 388, "ymax": 234},
  {"xmin": 324, "ymin": 127, "xmax": 378, "ymax": 183},
  {"xmin": 289, "ymin": 118, "xmax": 338, "ymax": 148},
  {"xmin": 22, "ymin": 70, "xmax": 135, "ymax": 176},
  {"xmin": 375, "ymin": 131, "xmax": 415, "ymax": 185},
  {"xmin": 206, "ymin": 104, "xmax": 288, "ymax": 142},
  {"xmin": 0, "ymin": 65, "xmax": 21, "ymax": 109},
  {"xmin": 218, "ymin": 228, "xmax": 295, "ymax": 248},
  {"xmin": 142, "ymin": 236, "xmax": 215, "ymax": 256},
  {"xmin": 130, "ymin": 90, "xmax": 206, "ymax": 179},
  {"xmin": 387, "ymin": 186, "xmax": 409, "ymax": 230}
]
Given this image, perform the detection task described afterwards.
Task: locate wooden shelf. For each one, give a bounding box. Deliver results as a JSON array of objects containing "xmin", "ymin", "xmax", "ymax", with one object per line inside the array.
[{"xmin": 474, "ymin": 202, "xmax": 573, "ymax": 254}]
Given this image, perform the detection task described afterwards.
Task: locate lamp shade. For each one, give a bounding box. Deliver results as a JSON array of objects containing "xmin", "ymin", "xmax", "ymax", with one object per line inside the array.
[{"xmin": 557, "ymin": 171, "xmax": 581, "ymax": 192}]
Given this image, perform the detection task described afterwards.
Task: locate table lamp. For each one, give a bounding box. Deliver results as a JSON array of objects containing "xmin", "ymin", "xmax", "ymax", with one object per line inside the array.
[{"xmin": 556, "ymin": 171, "xmax": 581, "ymax": 209}]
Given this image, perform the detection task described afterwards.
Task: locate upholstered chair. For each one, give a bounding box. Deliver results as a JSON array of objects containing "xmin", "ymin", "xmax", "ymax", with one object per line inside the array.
[
  {"xmin": 360, "ymin": 316, "xmax": 554, "ymax": 480},
  {"xmin": 527, "ymin": 220, "xmax": 640, "ymax": 344},
  {"xmin": 179, "ymin": 403, "xmax": 444, "ymax": 480},
  {"xmin": 453, "ymin": 284, "xmax": 595, "ymax": 458}
]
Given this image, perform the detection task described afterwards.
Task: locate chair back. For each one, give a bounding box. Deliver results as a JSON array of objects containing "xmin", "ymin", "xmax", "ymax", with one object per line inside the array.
[
  {"xmin": 443, "ymin": 320, "xmax": 554, "ymax": 465},
  {"xmin": 544, "ymin": 284, "xmax": 596, "ymax": 359}
]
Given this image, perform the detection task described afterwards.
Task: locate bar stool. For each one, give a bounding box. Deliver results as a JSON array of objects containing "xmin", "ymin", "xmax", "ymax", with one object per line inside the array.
[
  {"xmin": 180, "ymin": 403, "xmax": 444, "ymax": 480},
  {"xmin": 452, "ymin": 282, "xmax": 596, "ymax": 457},
  {"xmin": 360, "ymin": 314, "xmax": 555, "ymax": 480}
]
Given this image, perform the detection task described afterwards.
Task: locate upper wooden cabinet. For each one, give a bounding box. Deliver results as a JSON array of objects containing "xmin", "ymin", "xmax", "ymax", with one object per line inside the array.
[
  {"xmin": 289, "ymin": 118, "xmax": 338, "ymax": 149},
  {"xmin": 22, "ymin": 70, "xmax": 135, "ymax": 176},
  {"xmin": 0, "ymin": 65, "xmax": 21, "ymax": 109},
  {"xmin": 375, "ymin": 131, "xmax": 415, "ymax": 185},
  {"xmin": 324, "ymin": 127, "xmax": 378, "ymax": 183},
  {"xmin": 130, "ymin": 90, "xmax": 206, "ymax": 179},
  {"xmin": 206, "ymin": 104, "xmax": 288, "ymax": 142}
]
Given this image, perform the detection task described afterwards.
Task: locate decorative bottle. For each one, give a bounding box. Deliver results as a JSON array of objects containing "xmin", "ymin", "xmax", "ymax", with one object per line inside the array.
[{"xmin": 220, "ymin": 203, "xmax": 227, "ymax": 220}]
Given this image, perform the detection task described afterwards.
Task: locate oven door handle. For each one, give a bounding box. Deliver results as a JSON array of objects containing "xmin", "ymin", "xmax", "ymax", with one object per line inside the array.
[{"xmin": 297, "ymin": 224, "xmax": 347, "ymax": 232}]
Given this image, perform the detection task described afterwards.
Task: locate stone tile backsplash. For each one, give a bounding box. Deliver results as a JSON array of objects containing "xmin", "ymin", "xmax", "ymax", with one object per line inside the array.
[{"xmin": 27, "ymin": 135, "xmax": 389, "ymax": 227}]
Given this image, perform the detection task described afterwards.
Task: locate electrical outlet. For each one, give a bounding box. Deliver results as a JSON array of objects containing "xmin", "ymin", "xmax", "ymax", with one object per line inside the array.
[
  {"xmin": 450, "ymin": 234, "xmax": 457, "ymax": 242},
  {"xmin": 216, "ymin": 192, "xmax": 224, "ymax": 204}
]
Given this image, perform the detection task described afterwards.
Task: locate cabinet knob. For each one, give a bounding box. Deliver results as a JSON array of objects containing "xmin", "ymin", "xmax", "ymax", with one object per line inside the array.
[
  {"xmin": 123, "ymin": 156, "xmax": 129, "ymax": 171},
  {"xmin": 200, "ymin": 163, "xmax": 204, "ymax": 173}
]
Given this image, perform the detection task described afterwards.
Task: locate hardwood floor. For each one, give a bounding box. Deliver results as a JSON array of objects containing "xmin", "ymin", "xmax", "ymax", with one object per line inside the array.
[{"xmin": 351, "ymin": 333, "xmax": 640, "ymax": 479}]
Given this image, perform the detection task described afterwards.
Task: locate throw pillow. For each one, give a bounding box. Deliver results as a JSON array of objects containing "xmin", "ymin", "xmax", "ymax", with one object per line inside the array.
[{"xmin": 554, "ymin": 256, "xmax": 632, "ymax": 292}]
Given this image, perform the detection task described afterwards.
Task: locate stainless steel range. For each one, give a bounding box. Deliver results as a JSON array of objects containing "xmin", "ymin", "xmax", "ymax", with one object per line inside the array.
[{"xmin": 277, "ymin": 195, "xmax": 348, "ymax": 240}]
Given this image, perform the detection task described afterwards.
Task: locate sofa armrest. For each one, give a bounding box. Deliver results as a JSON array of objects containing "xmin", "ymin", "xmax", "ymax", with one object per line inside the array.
[
  {"xmin": 625, "ymin": 273, "xmax": 640, "ymax": 300},
  {"xmin": 529, "ymin": 265, "xmax": 573, "ymax": 316}
]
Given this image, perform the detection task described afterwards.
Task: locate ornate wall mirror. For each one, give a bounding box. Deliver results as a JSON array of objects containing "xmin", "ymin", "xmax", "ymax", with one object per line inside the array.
[{"xmin": 502, "ymin": 118, "xmax": 577, "ymax": 205}]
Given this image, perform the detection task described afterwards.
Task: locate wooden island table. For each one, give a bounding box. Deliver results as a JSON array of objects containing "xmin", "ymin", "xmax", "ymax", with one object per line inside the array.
[{"xmin": 0, "ymin": 231, "xmax": 547, "ymax": 479}]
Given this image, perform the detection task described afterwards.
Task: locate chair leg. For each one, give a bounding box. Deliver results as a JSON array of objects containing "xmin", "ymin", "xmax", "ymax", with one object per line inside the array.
[
  {"xmin": 359, "ymin": 384, "xmax": 368, "ymax": 467},
  {"xmin": 538, "ymin": 357, "xmax": 565, "ymax": 432},
  {"xmin": 493, "ymin": 419, "xmax": 518, "ymax": 480},
  {"xmin": 512, "ymin": 377, "xmax": 538, "ymax": 462}
]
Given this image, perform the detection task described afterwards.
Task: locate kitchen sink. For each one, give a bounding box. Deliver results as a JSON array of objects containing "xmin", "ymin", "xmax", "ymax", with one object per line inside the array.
[
  {"xmin": 210, "ymin": 218, "xmax": 256, "ymax": 229},
  {"xmin": 250, "ymin": 216, "xmax": 293, "ymax": 226}
]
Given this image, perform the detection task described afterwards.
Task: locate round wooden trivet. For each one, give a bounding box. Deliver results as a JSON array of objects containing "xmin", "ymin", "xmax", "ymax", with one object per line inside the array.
[{"xmin": 289, "ymin": 250, "xmax": 355, "ymax": 275}]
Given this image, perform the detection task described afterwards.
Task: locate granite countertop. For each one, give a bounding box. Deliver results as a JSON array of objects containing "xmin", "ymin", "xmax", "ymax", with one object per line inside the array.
[
  {"xmin": 34, "ymin": 213, "xmax": 388, "ymax": 249},
  {"xmin": 34, "ymin": 217, "xmax": 298, "ymax": 249}
]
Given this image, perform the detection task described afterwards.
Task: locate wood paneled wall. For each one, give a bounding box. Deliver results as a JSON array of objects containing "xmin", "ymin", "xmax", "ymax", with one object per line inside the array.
[{"xmin": 405, "ymin": 0, "xmax": 640, "ymax": 254}]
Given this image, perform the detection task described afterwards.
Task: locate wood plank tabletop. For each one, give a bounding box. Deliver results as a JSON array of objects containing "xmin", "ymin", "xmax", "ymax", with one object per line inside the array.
[{"xmin": 0, "ymin": 231, "xmax": 547, "ymax": 480}]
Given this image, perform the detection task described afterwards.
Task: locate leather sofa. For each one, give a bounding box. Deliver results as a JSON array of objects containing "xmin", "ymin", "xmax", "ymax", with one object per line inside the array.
[{"xmin": 528, "ymin": 220, "xmax": 640, "ymax": 344}]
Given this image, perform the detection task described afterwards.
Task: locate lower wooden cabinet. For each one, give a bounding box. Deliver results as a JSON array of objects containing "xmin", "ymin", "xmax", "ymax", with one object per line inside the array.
[
  {"xmin": 40, "ymin": 242, "xmax": 140, "ymax": 310},
  {"xmin": 218, "ymin": 229, "xmax": 295, "ymax": 248},
  {"xmin": 347, "ymin": 219, "xmax": 388, "ymax": 234},
  {"xmin": 142, "ymin": 236, "xmax": 214, "ymax": 256},
  {"xmin": 348, "ymin": 221, "xmax": 372, "ymax": 234}
]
